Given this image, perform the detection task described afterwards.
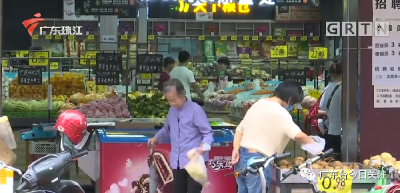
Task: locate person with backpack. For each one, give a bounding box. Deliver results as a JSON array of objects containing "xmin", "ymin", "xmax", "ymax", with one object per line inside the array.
[{"xmin": 319, "ymin": 61, "xmax": 343, "ymax": 160}]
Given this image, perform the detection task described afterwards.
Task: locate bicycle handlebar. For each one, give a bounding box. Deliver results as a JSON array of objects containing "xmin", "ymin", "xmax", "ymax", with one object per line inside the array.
[{"xmin": 275, "ymin": 152, "xmax": 291, "ymax": 160}]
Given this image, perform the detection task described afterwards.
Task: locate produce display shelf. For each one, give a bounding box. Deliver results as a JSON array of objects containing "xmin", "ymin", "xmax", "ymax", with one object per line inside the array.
[
  {"xmin": 205, "ymin": 109, "xmax": 230, "ymax": 123},
  {"xmin": 271, "ymin": 164, "xmax": 376, "ymax": 192}
]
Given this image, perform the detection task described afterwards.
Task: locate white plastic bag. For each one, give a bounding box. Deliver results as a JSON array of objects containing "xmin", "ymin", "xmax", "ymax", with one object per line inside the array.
[
  {"xmin": 301, "ymin": 135, "xmax": 325, "ymax": 156},
  {"xmin": 253, "ymin": 79, "xmax": 261, "ymax": 90},
  {"xmin": 184, "ymin": 149, "xmax": 208, "ymax": 185},
  {"xmin": 203, "ymin": 82, "xmax": 216, "ymax": 98}
]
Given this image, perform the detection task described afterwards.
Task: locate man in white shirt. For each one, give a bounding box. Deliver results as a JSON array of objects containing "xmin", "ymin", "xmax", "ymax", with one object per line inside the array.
[{"xmin": 170, "ymin": 51, "xmax": 205, "ymax": 101}]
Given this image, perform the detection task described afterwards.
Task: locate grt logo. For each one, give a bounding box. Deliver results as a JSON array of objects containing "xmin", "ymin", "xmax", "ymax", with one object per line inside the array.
[{"xmin": 325, "ymin": 22, "xmax": 390, "ymax": 37}]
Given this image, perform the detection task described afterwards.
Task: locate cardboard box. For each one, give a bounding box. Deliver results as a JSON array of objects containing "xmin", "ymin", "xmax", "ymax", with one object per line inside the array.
[
  {"xmin": 307, "ymin": 12, "xmax": 322, "ymax": 21},
  {"xmin": 275, "ymin": 7, "xmax": 291, "ymax": 21},
  {"xmin": 291, "ymin": 11, "xmax": 307, "ymax": 21}
]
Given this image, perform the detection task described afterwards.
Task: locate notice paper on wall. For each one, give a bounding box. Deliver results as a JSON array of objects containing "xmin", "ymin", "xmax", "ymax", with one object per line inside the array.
[
  {"xmin": 374, "ymin": 85, "xmax": 400, "ymax": 108},
  {"xmin": 196, "ymin": 12, "xmax": 213, "ymax": 21}
]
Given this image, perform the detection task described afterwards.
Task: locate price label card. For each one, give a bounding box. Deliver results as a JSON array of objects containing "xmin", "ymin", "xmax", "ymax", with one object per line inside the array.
[
  {"xmin": 88, "ymin": 35, "xmax": 95, "ymax": 40},
  {"xmin": 141, "ymin": 73, "xmax": 152, "ymax": 79},
  {"xmin": 121, "ymin": 35, "xmax": 128, "ymax": 40},
  {"xmin": 266, "ymin": 36, "xmax": 273, "ymax": 41},
  {"xmin": 301, "ymin": 36, "xmax": 308, "ymax": 41},
  {"xmin": 45, "ymin": 35, "xmax": 52, "ymax": 39},
  {"xmin": 318, "ymin": 170, "xmax": 353, "ymax": 193},
  {"xmin": 148, "ymin": 35, "xmax": 155, "ymax": 40},
  {"xmin": 80, "ymin": 51, "xmax": 99, "ymax": 65},
  {"xmin": 313, "ymin": 36, "xmax": 320, "ymax": 41},
  {"xmin": 198, "ymin": 35, "xmax": 205, "ymax": 40},
  {"xmin": 270, "ymin": 45, "xmax": 288, "ymax": 58},
  {"xmin": 243, "ymin": 36, "xmax": 250, "ymax": 40},
  {"xmin": 200, "ymin": 80, "xmax": 208, "ymax": 85},
  {"xmin": 252, "ymin": 36, "xmax": 258, "ymax": 40},
  {"xmin": 309, "ymin": 47, "xmax": 328, "ymax": 59},
  {"xmin": 231, "ymin": 36, "xmax": 237, "ymax": 40},
  {"xmin": 55, "ymin": 35, "xmax": 62, "ymax": 39},
  {"xmin": 277, "ymin": 36, "xmax": 284, "ymax": 41},
  {"xmin": 17, "ymin": 51, "xmax": 29, "ymax": 57},
  {"xmin": 32, "ymin": 35, "xmax": 39, "ymax": 40},
  {"xmin": 290, "ymin": 36, "xmax": 296, "ymax": 41},
  {"xmin": 28, "ymin": 51, "xmax": 49, "ymax": 66},
  {"xmin": 216, "ymin": 48, "xmax": 221, "ymax": 54},
  {"xmin": 68, "ymin": 35, "xmax": 75, "ymax": 40},
  {"xmin": 221, "ymin": 36, "xmax": 227, "ymax": 40},
  {"xmin": 309, "ymin": 89, "xmax": 322, "ymax": 99},
  {"xmin": 50, "ymin": 62, "xmax": 59, "ymax": 70},
  {"xmin": 2, "ymin": 60, "xmax": 8, "ymax": 68}
]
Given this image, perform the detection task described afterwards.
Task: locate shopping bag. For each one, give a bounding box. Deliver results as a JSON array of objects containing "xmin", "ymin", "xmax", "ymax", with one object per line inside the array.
[
  {"xmin": 0, "ymin": 139, "xmax": 16, "ymax": 166},
  {"xmin": 184, "ymin": 149, "xmax": 208, "ymax": 185}
]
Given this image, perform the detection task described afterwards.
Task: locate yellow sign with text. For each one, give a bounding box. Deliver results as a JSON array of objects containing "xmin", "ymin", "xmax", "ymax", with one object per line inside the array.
[
  {"xmin": 231, "ymin": 36, "xmax": 237, "ymax": 40},
  {"xmin": 80, "ymin": 51, "xmax": 99, "ymax": 65},
  {"xmin": 270, "ymin": 45, "xmax": 288, "ymax": 58},
  {"xmin": 2, "ymin": 60, "xmax": 8, "ymax": 68},
  {"xmin": 200, "ymin": 80, "xmax": 208, "ymax": 85},
  {"xmin": 309, "ymin": 47, "xmax": 328, "ymax": 59},
  {"xmin": 318, "ymin": 170, "xmax": 353, "ymax": 193},
  {"xmin": 309, "ymin": 89, "xmax": 322, "ymax": 99},
  {"xmin": 28, "ymin": 51, "xmax": 49, "ymax": 66},
  {"xmin": 198, "ymin": 35, "xmax": 205, "ymax": 40},
  {"xmin": 179, "ymin": 2, "xmax": 250, "ymax": 13},
  {"xmin": 141, "ymin": 73, "xmax": 152, "ymax": 79},
  {"xmin": 221, "ymin": 36, "xmax": 227, "ymax": 40},
  {"xmin": 55, "ymin": 35, "xmax": 62, "ymax": 39},
  {"xmin": 50, "ymin": 62, "xmax": 59, "ymax": 70}
]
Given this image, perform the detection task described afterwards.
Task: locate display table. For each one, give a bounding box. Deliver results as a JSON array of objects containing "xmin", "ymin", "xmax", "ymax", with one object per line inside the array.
[
  {"xmin": 81, "ymin": 128, "xmax": 236, "ymax": 193},
  {"xmin": 204, "ymin": 109, "xmax": 230, "ymax": 122}
]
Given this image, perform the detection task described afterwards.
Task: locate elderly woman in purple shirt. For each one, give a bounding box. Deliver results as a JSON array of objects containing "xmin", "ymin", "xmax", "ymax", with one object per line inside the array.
[{"xmin": 148, "ymin": 79, "xmax": 214, "ymax": 193}]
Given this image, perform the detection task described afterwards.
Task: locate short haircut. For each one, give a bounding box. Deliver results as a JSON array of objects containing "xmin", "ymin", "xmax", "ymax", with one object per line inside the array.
[
  {"xmin": 274, "ymin": 80, "xmax": 304, "ymax": 106},
  {"xmin": 178, "ymin": 51, "xmax": 190, "ymax": 63},
  {"xmin": 329, "ymin": 60, "xmax": 343, "ymax": 76},
  {"xmin": 164, "ymin": 57, "xmax": 175, "ymax": 67},
  {"xmin": 162, "ymin": 79, "xmax": 186, "ymax": 96},
  {"xmin": 217, "ymin": 57, "xmax": 230, "ymax": 68}
]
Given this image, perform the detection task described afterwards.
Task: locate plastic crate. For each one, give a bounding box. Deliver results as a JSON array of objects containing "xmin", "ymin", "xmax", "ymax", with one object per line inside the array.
[{"xmin": 26, "ymin": 141, "xmax": 59, "ymax": 169}]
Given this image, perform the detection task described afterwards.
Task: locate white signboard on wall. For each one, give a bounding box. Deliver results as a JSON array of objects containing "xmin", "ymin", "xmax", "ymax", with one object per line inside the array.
[
  {"xmin": 374, "ymin": 85, "xmax": 400, "ymax": 108},
  {"xmin": 63, "ymin": 0, "xmax": 98, "ymax": 21},
  {"xmin": 372, "ymin": 0, "xmax": 400, "ymax": 85}
]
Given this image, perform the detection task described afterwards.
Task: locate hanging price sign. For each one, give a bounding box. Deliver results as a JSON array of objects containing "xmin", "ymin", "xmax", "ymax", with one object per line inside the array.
[
  {"xmin": 121, "ymin": 35, "xmax": 128, "ymax": 40},
  {"xmin": 45, "ymin": 35, "xmax": 52, "ymax": 39},
  {"xmin": 221, "ymin": 36, "xmax": 227, "ymax": 40},
  {"xmin": 198, "ymin": 35, "xmax": 205, "ymax": 40},
  {"xmin": 28, "ymin": 51, "xmax": 49, "ymax": 66},
  {"xmin": 32, "ymin": 35, "xmax": 39, "ymax": 39},
  {"xmin": 88, "ymin": 35, "xmax": 95, "ymax": 40},
  {"xmin": 50, "ymin": 62, "xmax": 59, "ymax": 70},
  {"xmin": 80, "ymin": 51, "xmax": 99, "ymax": 65},
  {"xmin": 231, "ymin": 36, "xmax": 237, "ymax": 40},
  {"xmin": 318, "ymin": 170, "xmax": 353, "ymax": 193},
  {"xmin": 301, "ymin": 36, "xmax": 308, "ymax": 41},
  {"xmin": 252, "ymin": 36, "xmax": 258, "ymax": 40},
  {"xmin": 55, "ymin": 35, "xmax": 62, "ymax": 39},
  {"xmin": 309, "ymin": 47, "xmax": 328, "ymax": 59},
  {"xmin": 243, "ymin": 36, "xmax": 250, "ymax": 40},
  {"xmin": 290, "ymin": 36, "xmax": 296, "ymax": 41},
  {"xmin": 266, "ymin": 36, "xmax": 273, "ymax": 41},
  {"xmin": 270, "ymin": 45, "xmax": 288, "ymax": 58}
]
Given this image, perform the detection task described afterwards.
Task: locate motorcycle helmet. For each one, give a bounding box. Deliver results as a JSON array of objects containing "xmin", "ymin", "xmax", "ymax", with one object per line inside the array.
[{"xmin": 55, "ymin": 110, "xmax": 90, "ymax": 153}]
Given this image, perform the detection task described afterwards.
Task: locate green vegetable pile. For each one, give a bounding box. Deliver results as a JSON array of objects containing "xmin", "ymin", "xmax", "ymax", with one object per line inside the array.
[{"xmin": 127, "ymin": 92, "xmax": 170, "ymax": 118}]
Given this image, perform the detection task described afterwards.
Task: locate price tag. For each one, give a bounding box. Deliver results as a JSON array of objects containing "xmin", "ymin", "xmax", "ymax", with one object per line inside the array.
[
  {"xmin": 216, "ymin": 48, "xmax": 221, "ymax": 54},
  {"xmin": 266, "ymin": 36, "xmax": 273, "ymax": 41},
  {"xmin": 55, "ymin": 35, "xmax": 62, "ymax": 39},
  {"xmin": 50, "ymin": 62, "xmax": 59, "ymax": 70},
  {"xmin": 309, "ymin": 89, "xmax": 322, "ymax": 99},
  {"xmin": 45, "ymin": 35, "xmax": 52, "ymax": 39},
  {"xmin": 121, "ymin": 35, "xmax": 128, "ymax": 40},
  {"xmin": 221, "ymin": 36, "xmax": 227, "ymax": 40},
  {"xmin": 80, "ymin": 51, "xmax": 99, "ymax": 65},
  {"xmin": 270, "ymin": 45, "xmax": 288, "ymax": 58},
  {"xmin": 301, "ymin": 36, "xmax": 308, "ymax": 41},
  {"xmin": 32, "ymin": 35, "xmax": 39, "ymax": 40},
  {"xmin": 290, "ymin": 36, "xmax": 296, "ymax": 41},
  {"xmin": 28, "ymin": 51, "xmax": 49, "ymax": 66},
  {"xmin": 148, "ymin": 35, "xmax": 155, "ymax": 40},
  {"xmin": 88, "ymin": 35, "xmax": 95, "ymax": 40},
  {"xmin": 2, "ymin": 60, "xmax": 8, "ymax": 68},
  {"xmin": 313, "ymin": 36, "xmax": 320, "ymax": 41},
  {"xmin": 200, "ymin": 80, "xmax": 208, "ymax": 85},
  {"xmin": 252, "ymin": 36, "xmax": 258, "ymax": 41},
  {"xmin": 86, "ymin": 81, "xmax": 96, "ymax": 92},
  {"xmin": 68, "ymin": 35, "xmax": 75, "ymax": 40},
  {"xmin": 277, "ymin": 36, "xmax": 284, "ymax": 41},
  {"xmin": 17, "ymin": 51, "xmax": 29, "ymax": 57},
  {"xmin": 231, "ymin": 36, "xmax": 237, "ymax": 40},
  {"xmin": 318, "ymin": 170, "xmax": 353, "ymax": 193},
  {"xmin": 198, "ymin": 35, "xmax": 205, "ymax": 40},
  {"xmin": 141, "ymin": 73, "xmax": 152, "ymax": 79},
  {"xmin": 309, "ymin": 47, "xmax": 328, "ymax": 59},
  {"xmin": 243, "ymin": 36, "xmax": 250, "ymax": 40},
  {"xmin": 270, "ymin": 63, "xmax": 277, "ymax": 69}
]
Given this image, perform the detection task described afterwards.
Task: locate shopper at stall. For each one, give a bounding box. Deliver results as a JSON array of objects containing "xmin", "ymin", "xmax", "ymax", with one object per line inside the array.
[
  {"xmin": 216, "ymin": 57, "xmax": 232, "ymax": 90},
  {"xmin": 170, "ymin": 51, "xmax": 205, "ymax": 101},
  {"xmin": 231, "ymin": 80, "xmax": 325, "ymax": 193},
  {"xmin": 320, "ymin": 61, "xmax": 342, "ymax": 160},
  {"xmin": 158, "ymin": 57, "xmax": 175, "ymax": 91},
  {"xmin": 148, "ymin": 79, "xmax": 213, "ymax": 193}
]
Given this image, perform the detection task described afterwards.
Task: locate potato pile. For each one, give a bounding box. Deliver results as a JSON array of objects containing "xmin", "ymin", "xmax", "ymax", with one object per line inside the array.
[
  {"xmin": 278, "ymin": 157, "xmax": 360, "ymax": 170},
  {"xmin": 363, "ymin": 152, "xmax": 400, "ymax": 169}
]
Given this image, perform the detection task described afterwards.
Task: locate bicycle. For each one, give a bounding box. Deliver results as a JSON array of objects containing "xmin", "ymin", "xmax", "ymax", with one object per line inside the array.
[
  {"xmin": 280, "ymin": 148, "xmax": 334, "ymax": 193},
  {"xmin": 226, "ymin": 152, "xmax": 292, "ymax": 193}
]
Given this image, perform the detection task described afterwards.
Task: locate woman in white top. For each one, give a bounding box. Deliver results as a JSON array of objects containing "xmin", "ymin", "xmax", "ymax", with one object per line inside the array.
[{"xmin": 320, "ymin": 61, "xmax": 342, "ymax": 160}]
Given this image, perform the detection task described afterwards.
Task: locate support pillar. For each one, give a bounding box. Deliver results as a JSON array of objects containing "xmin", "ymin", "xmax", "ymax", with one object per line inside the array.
[
  {"xmin": 341, "ymin": 0, "xmax": 359, "ymax": 162},
  {"xmin": 99, "ymin": 15, "xmax": 118, "ymax": 51},
  {"xmin": 135, "ymin": 7, "xmax": 148, "ymax": 92}
]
